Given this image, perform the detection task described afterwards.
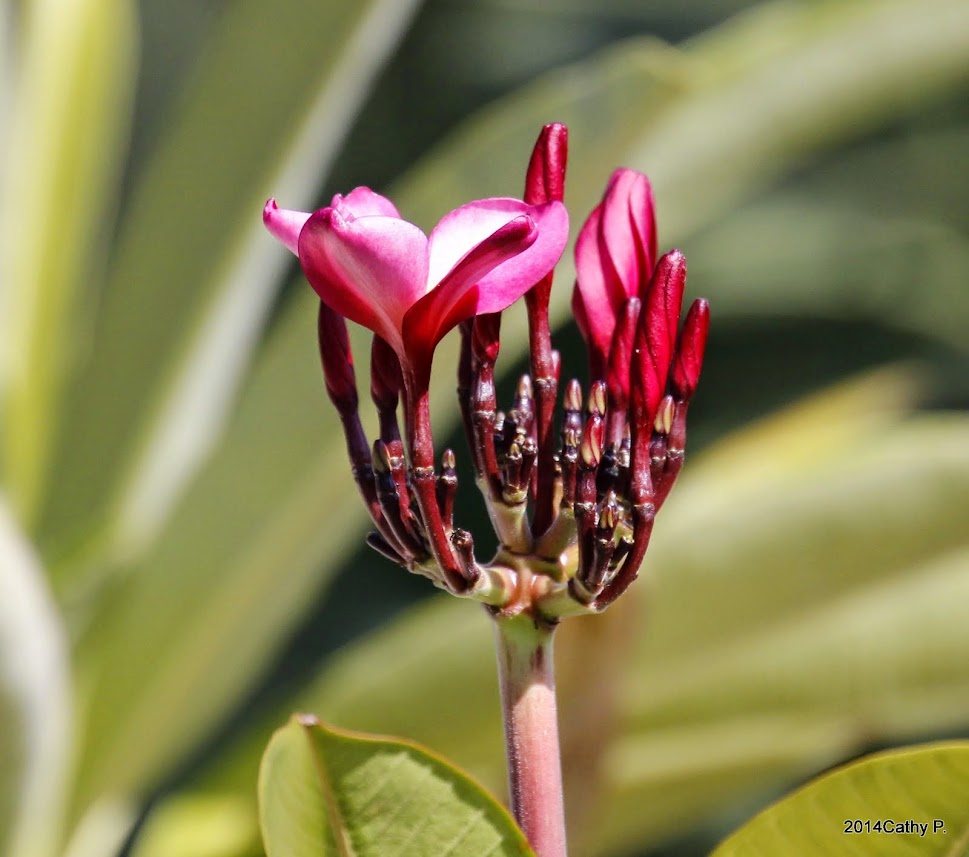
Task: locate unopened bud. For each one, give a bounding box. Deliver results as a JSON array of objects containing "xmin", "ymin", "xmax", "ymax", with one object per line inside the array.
[
  {"xmin": 370, "ymin": 335, "xmax": 401, "ymax": 412},
  {"xmin": 372, "ymin": 439, "xmax": 392, "ymax": 473},
  {"xmin": 524, "ymin": 123, "xmax": 568, "ymax": 205},
  {"xmin": 318, "ymin": 302, "xmax": 357, "ymax": 415},
  {"xmin": 671, "ymin": 298, "xmax": 710, "ymax": 401},
  {"xmin": 565, "ymin": 378, "xmax": 583, "ymax": 413},
  {"xmin": 580, "ymin": 428, "xmax": 601, "ymax": 468},
  {"xmin": 588, "ymin": 380, "xmax": 607, "ymax": 418},
  {"xmin": 654, "ymin": 395, "xmax": 675, "ymax": 435}
]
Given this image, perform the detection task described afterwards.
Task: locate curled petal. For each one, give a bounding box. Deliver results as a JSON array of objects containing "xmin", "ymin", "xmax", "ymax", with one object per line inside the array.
[
  {"xmin": 609, "ymin": 169, "xmax": 657, "ymax": 290},
  {"xmin": 331, "ymin": 186, "xmax": 401, "ymax": 219},
  {"xmin": 573, "ymin": 169, "xmax": 659, "ymax": 375},
  {"xmin": 474, "ymin": 201, "xmax": 567, "ymax": 314},
  {"xmin": 403, "ymin": 214, "xmax": 537, "ymax": 374},
  {"xmin": 574, "ymin": 204, "xmax": 624, "ymax": 370},
  {"xmin": 427, "ymin": 197, "xmax": 559, "ymax": 287},
  {"xmin": 298, "ymin": 207, "xmax": 429, "ymax": 353},
  {"xmin": 263, "ymin": 199, "xmax": 310, "ymax": 256},
  {"xmin": 599, "ymin": 169, "xmax": 649, "ymax": 298},
  {"xmin": 403, "ymin": 200, "xmax": 567, "ymax": 382}
]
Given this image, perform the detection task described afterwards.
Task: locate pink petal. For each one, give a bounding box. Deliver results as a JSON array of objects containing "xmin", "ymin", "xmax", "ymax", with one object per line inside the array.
[
  {"xmin": 331, "ymin": 186, "xmax": 401, "ymax": 219},
  {"xmin": 474, "ymin": 200, "xmax": 568, "ymax": 313},
  {"xmin": 627, "ymin": 172, "xmax": 658, "ymax": 280},
  {"xmin": 574, "ymin": 204, "xmax": 622, "ymax": 364},
  {"xmin": 402, "ymin": 214, "xmax": 537, "ymax": 365},
  {"xmin": 401, "ymin": 199, "xmax": 567, "ymax": 375},
  {"xmin": 297, "ymin": 207, "xmax": 429, "ymax": 353},
  {"xmin": 263, "ymin": 199, "xmax": 311, "ymax": 256},
  {"xmin": 426, "ymin": 198, "xmax": 539, "ymax": 287},
  {"xmin": 599, "ymin": 170, "xmax": 644, "ymax": 297}
]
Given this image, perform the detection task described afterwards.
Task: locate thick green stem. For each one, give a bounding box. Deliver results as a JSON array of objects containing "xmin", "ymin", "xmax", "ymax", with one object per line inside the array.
[{"xmin": 494, "ymin": 615, "xmax": 567, "ymax": 857}]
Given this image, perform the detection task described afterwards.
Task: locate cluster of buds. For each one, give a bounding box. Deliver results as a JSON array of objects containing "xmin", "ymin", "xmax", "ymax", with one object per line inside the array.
[{"xmin": 264, "ymin": 123, "xmax": 708, "ymax": 624}]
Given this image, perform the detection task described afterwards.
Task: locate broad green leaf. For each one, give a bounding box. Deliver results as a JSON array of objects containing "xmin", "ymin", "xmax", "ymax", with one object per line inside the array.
[
  {"xmin": 0, "ymin": 498, "xmax": 71, "ymax": 857},
  {"xmin": 39, "ymin": 0, "xmax": 420, "ymax": 576},
  {"xmin": 711, "ymin": 742, "xmax": 969, "ymax": 856},
  {"xmin": 0, "ymin": 0, "xmax": 137, "ymax": 527},
  {"xmin": 129, "ymin": 794, "xmax": 258, "ymax": 857},
  {"xmin": 259, "ymin": 716, "xmax": 534, "ymax": 857}
]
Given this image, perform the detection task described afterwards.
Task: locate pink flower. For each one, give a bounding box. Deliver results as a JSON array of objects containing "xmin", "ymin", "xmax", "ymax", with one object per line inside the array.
[
  {"xmin": 264, "ymin": 188, "xmax": 568, "ymax": 389},
  {"xmin": 572, "ymin": 168, "xmax": 657, "ymax": 380}
]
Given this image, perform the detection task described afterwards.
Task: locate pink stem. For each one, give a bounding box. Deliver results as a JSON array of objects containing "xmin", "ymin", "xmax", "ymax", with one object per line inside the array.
[{"xmin": 494, "ymin": 616, "xmax": 567, "ymax": 857}]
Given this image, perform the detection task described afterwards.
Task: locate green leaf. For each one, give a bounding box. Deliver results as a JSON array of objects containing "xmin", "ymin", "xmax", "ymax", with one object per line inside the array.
[
  {"xmin": 0, "ymin": 0, "xmax": 137, "ymax": 527},
  {"xmin": 39, "ymin": 0, "xmax": 420, "ymax": 576},
  {"xmin": 259, "ymin": 716, "xmax": 534, "ymax": 857},
  {"xmin": 711, "ymin": 742, "xmax": 969, "ymax": 855},
  {"xmin": 0, "ymin": 499, "xmax": 71, "ymax": 857}
]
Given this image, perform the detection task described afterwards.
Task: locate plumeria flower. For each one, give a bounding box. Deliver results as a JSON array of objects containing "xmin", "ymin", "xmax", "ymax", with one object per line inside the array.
[
  {"xmin": 262, "ymin": 126, "xmax": 709, "ymax": 613},
  {"xmin": 572, "ymin": 168, "xmax": 658, "ymax": 384},
  {"xmin": 264, "ymin": 188, "xmax": 569, "ymax": 391}
]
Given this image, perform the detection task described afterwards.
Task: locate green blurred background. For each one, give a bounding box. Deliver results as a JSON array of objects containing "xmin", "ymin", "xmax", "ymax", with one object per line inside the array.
[{"xmin": 2, "ymin": 0, "xmax": 969, "ymax": 855}]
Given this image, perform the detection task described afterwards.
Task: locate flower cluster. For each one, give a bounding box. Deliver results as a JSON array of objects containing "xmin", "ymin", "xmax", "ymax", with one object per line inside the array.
[{"xmin": 264, "ymin": 123, "xmax": 708, "ymax": 621}]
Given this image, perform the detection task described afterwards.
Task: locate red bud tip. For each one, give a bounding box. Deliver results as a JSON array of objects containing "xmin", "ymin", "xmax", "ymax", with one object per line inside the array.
[
  {"xmin": 671, "ymin": 298, "xmax": 710, "ymax": 401},
  {"xmin": 525, "ymin": 123, "xmax": 568, "ymax": 205}
]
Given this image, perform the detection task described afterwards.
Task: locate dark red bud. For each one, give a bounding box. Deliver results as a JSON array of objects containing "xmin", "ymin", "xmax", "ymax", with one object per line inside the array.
[
  {"xmin": 317, "ymin": 302, "xmax": 357, "ymax": 415},
  {"xmin": 524, "ymin": 123, "xmax": 568, "ymax": 205},
  {"xmin": 631, "ymin": 250, "xmax": 687, "ymax": 427},
  {"xmin": 671, "ymin": 298, "xmax": 710, "ymax": 401},
  {"xmin": 370, "ymin": 335, "xmax": 402, "ymax": 413},
  {"xmin": 605, "ymin": 297, "xmax": 640, "ymax": 408}
]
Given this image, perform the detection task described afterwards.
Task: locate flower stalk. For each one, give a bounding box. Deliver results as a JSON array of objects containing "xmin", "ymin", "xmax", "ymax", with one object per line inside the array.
[{"xmin": 495, "ymin": 615, "xmax": 567, "ymax": 857}]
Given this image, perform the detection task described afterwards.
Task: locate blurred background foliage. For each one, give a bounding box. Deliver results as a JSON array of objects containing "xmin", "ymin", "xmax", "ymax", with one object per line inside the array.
[{"xmin": 1, "ymin": 0, "xmax": 968, "ymax": 855}]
